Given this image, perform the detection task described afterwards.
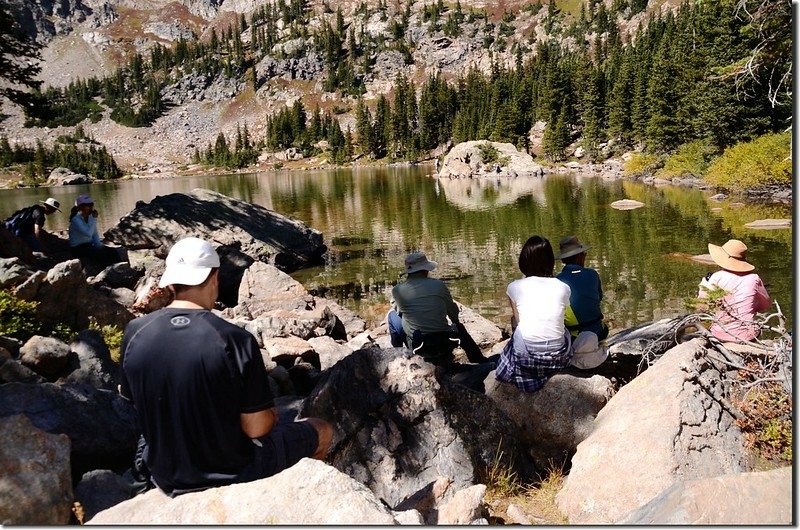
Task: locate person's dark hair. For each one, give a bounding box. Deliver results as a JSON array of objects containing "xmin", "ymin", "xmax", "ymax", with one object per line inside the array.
[
  {"xmin": 518, "ymin": 235, "xmax": 554, "ymax": 277},
  {"xmin": 561, "ymin": 252, "xmax": 582, "ymax": 265},
  {"xmin": 69, "ymin": 205, "xmax": 80, "ymax": 220}
]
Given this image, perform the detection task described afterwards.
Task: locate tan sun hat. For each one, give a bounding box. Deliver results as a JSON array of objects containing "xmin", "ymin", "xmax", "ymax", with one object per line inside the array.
[{"xmin": 708, "ymin": 239, "xmax": 754, "ymax": 273}]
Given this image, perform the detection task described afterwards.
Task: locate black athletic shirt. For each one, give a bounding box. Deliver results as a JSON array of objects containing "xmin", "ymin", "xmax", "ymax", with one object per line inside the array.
[{"xmin": 120, "ymin": 307, "xmax": 273, "ymax": 496}]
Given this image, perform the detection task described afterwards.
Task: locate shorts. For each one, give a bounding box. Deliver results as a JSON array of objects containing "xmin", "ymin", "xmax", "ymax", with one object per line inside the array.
[{"xmin": 238, "ymin": 421, "xmax": 319, "ymax": 482}]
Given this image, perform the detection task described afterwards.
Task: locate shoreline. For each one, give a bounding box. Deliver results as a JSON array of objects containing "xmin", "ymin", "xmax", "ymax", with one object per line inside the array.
[{"xmin": 0, "ymin": 156, "xmax": 792, "ymax": 206}]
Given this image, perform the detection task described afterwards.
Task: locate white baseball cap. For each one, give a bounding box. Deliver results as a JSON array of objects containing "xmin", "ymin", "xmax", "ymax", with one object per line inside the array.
[{"xmin": 158, "ymin": 237, "xmax": 221, "ymax": 288}]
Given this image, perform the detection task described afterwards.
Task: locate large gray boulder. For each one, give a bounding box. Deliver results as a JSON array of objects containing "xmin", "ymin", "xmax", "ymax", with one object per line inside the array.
[
  {"xmin": 104, "ymin": 188, "xmax": 326, "ymax": 272},
  {"xmin": 61, "ymin": 329, "xmax": 118, "ymax": 390},
  {"xmin": 19, "ymin": 335, "xmax": 72, "ymax": 378},
  {"xmin": 47, "ymin": 167, "xmax": 92, "ymax": 186},
  {"xmin": 301, "ymin": 347, "xmax": 538, "ymax": 509},
  {"xmin": 456, "ymin": 302, "xmax": 504, "ymax": 351},
  {"xmin": 0, "ymin": 383, "xmax": 138, "ymax": 475},
  {"xmin": 88, "ymin": 459, "xmax": 399, "ymax": 524},
  {"xmin": 0, "ymin": 414, "xmax": 73, "ymax": 525},
  {"xmin": 16, "ymin": 259, "xmax": 135, "ymax": 331},
  {"xmin": 485, "ymin": 372, "xmax": 614, "ymax": 469},
  {"xmin": 556, "ymin": 339, "xmax": 746, "ymax": 523},
  {"xmin": 619, "ymin": 467, "xmax": 792, "ymax": 524},
  {"xmin": 439, "ymin": 141, "xmax": 544, "ymax": 178},
  {"xmin": 0, "ymin": 257, "xmax": 34, "ymax": 288}
]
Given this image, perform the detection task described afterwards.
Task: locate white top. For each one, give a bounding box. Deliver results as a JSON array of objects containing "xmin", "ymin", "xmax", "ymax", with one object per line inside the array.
[{"xmin": 507, "ymin": 276, "xmax": 571, "ymax": 342}]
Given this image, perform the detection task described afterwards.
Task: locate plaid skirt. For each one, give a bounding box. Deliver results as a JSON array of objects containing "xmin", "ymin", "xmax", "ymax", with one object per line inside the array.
[{"xmin": 495, "ymin": 329, "xmax": 573, "ymax": 392}]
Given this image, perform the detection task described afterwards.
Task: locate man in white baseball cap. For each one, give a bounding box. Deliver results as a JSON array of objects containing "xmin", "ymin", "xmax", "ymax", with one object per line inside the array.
[{"xmin": 120, "ymin": 236, "xmax": 332, "ymax": 496}]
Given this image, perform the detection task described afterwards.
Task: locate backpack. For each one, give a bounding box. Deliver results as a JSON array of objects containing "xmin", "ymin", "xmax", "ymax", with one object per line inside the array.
[{"xmin": 3, "ymin": 205, "xmax": 40, "ymax": 236}]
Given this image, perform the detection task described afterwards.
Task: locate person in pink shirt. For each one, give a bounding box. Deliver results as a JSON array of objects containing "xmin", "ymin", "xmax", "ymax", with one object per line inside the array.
[{"xmin": 698, "ymin": 239, "xmax": 771, "ymax": 342}]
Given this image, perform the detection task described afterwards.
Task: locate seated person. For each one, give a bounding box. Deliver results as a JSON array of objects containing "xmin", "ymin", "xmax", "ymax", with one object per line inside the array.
[
  {"xmin": 120, "ymin": 237, "xmax": 333, "ymax": 496},
  {"xmin": 387, "ymin": 251, "xmax": 486, "ymax": 366},
  {"xmin": 698, "ymin": 239, "xmax": 771, "ymax": 342},
  {"xmin": 555, "ymin": 235, "xmax": 609, "ymax": 341},
  {"xmin": 3, "ymin": 197, "xmax": 60, "ymax": 262},
  {"xmin": 68, "ymin": 195, "xmax": 124, "ymax": 267},
  {"xmin": 496, "ymin": 235, "xmax": 573, "ymax": 392}
]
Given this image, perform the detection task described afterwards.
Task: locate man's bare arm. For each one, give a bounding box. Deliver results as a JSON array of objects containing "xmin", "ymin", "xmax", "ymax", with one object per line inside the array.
[{"xmin": 240, "ymin": 407, "xmax": 278, "ymax": 438}]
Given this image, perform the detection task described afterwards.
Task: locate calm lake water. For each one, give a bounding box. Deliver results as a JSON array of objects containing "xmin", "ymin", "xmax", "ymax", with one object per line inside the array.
[{"xmin": 1, "ymin": 166, "xmax": 792, "ymax": 331}]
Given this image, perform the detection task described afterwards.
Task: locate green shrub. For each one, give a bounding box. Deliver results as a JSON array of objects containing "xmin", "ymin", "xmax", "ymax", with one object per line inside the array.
[
  {"xmin": 477, "ymin": 142, "xmax": 499, "ymax": 164},
  {"xmin": 89, "ymin": 319, "xmax": 124, "ymax": 363},
  {"xmin": 0, "ymin": 290, "xmax": 40, "ymax": 341},
  {"xmin": 657, "ymin": 140, "xmax": 718, "ymax": 179},
  {"xmin": 623, "ymin": 152, "xmax": 660, "ymax": 177},
  {"xmin": 704, "ymin": 132, "xmax": 791, "ymax": 191}
]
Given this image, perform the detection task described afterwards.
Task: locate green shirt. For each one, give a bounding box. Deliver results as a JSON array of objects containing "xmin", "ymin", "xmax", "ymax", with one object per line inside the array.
[{"xmin": 391, "ymin": 275, "xmax": 460, "ymax": 338}]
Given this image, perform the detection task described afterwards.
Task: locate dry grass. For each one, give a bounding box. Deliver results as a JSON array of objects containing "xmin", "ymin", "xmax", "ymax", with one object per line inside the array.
[{"xmin": 484, "ymin": 457, "xmax": 569, "ymax": 525}]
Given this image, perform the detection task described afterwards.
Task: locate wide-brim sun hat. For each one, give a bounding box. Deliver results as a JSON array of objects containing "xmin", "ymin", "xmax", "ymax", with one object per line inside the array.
[
  {"xmin": 158, "ymin": 237, "xmax": 221, "ymax": 288},
  {"xmin": 41, "ymin": 198, "xmax": 61, "ymax": 212},
  {"xmin": 708, "ymin": 239, "xmax": 754, "ymax": 273},
  {"xmin": 404, "ymin": 251, "xmax": 437, "ymax": 274},
  {"xmin": 556, "ymin": 235, "xmax": 591, "ymax": 260}
]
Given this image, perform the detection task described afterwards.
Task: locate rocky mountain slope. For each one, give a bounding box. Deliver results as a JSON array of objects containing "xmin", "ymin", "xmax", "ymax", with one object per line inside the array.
[{"xmin": 2, "ymin": 0, "xmax": 676, "ymax": 173}]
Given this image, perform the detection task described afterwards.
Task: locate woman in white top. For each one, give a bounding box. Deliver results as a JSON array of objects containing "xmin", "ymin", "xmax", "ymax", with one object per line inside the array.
[{"xmin": 496, "ymin": 235, "xmax": 572, "ymax": 392}]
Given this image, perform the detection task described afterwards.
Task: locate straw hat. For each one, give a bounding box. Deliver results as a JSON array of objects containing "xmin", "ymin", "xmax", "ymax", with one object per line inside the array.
[
  {"xmin": 708, "ymin": 239, "xmax": 754, "ymax": 273},
  {"xmin": 556, "ymin": 235, "xmax": 591, "ymax": 260}
]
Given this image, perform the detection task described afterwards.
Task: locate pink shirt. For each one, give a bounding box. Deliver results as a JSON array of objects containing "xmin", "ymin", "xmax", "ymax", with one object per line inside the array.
[{"xmin": 698, "ymin": 270, "xmax": 771, "ymax": 341}]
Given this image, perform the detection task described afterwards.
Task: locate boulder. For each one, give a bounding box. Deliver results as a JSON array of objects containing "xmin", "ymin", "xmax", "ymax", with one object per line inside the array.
[
  {"xmin": 13, "ymin": 270, "xmax": 45, "ymax": 300},
  {"xmin": 0, "ymin": 357, "xmax": 45, "ymax": 384},
  {"xmin": 0, "ymin": 257, "xmax": 34, "ymax": 288},
  {"xmin": 74, "ymin": 470, "xmax": 135, "ymax": 522},
  {"xmin": 103, "ymin": 188, "xmax": 326, "ymax": 273},
  {"xmin": 88, "ymin": 459, "xmax": 399, "ymax": 524},
  {"xmin": 316, "ymin": 299, "xmax": 366, "ymax": 339},
  {"xmin": 47, "ymin": 167, "xmax": 92, "ymax": 186},
  {"xmin": 0, "ymin": 414, "xmax": 73, "ymax": 525},
  {"xmin": 485, "ymin": 372, "xmax": 614, "ymax": 469},
  {"xmin": 456, "ymin": 302, "xmax": 504, "ymax": 351},
  {"xmin": 61, "ymin": 329, "xmax": 118, "ymax": 390},
  {"xmin": 439, "ymin": 141, "xmax": 544, "ymax": 179},
  {"xmin": 743, "ymin": 218, "xmax": 791, "ymax": 230},
  {"xmin": 308, "ymin": 335, "xmax": 352, "ymax": 371},
  {"xmin": 91, "ymin": 262, "xmax": 143, "ymax": 290},
  {"xmin": 555, "ymin": 340, "xmax": 746, "ymax": 523},
  {"xmin": 606, "ymin": 316, "xmax": 687, "ymax": 360},
  {"xmin": 437, "ymin": 484, "xmax": 487, "ymax": 524},
  {"xmin": 263, "ymin": 336, "xmax": 316, "ymax": 367},
  {"xmin": 301, "ymin": 347, "xmax": 538, "ymax": 510},
  {"xmin": 231, "ymin": 306, "xmax": 340, "ymax": 343},
  {"xmin": 0, "ymin": 383, "xmax": 138, "ymax": 475},
  {"xmin": 19, "ymin": 335, "xmax": 72, "ymax": 378},
  {"xmin": 619, "ymin": 467, "xmax": 792, "ymax": 524},
  {"xmin": 236, "ymin": 261, "xmax": 311, "ymax": 315},
  {"xmin": 610, "ymin": 199, "xmax": 645, "ymax": 210},
  {"xmin": 27, "ymin": 259, "xmax": 135, "ymax": 331}
]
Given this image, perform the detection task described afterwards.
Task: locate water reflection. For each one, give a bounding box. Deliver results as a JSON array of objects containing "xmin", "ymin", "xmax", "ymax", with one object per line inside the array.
[
  {"xmin": 436, "ymin": 175, "xmax": 548, "ymax": 210},
  {"xmin": 0, "ymin": 168, "xmax": 792, "ymax": 331}
]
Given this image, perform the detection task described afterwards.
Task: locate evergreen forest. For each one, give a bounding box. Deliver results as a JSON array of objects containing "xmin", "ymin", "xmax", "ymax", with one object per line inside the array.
[{"xmin": 4, "ymin": 0, "xmax": 792, "ymax": 184}]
